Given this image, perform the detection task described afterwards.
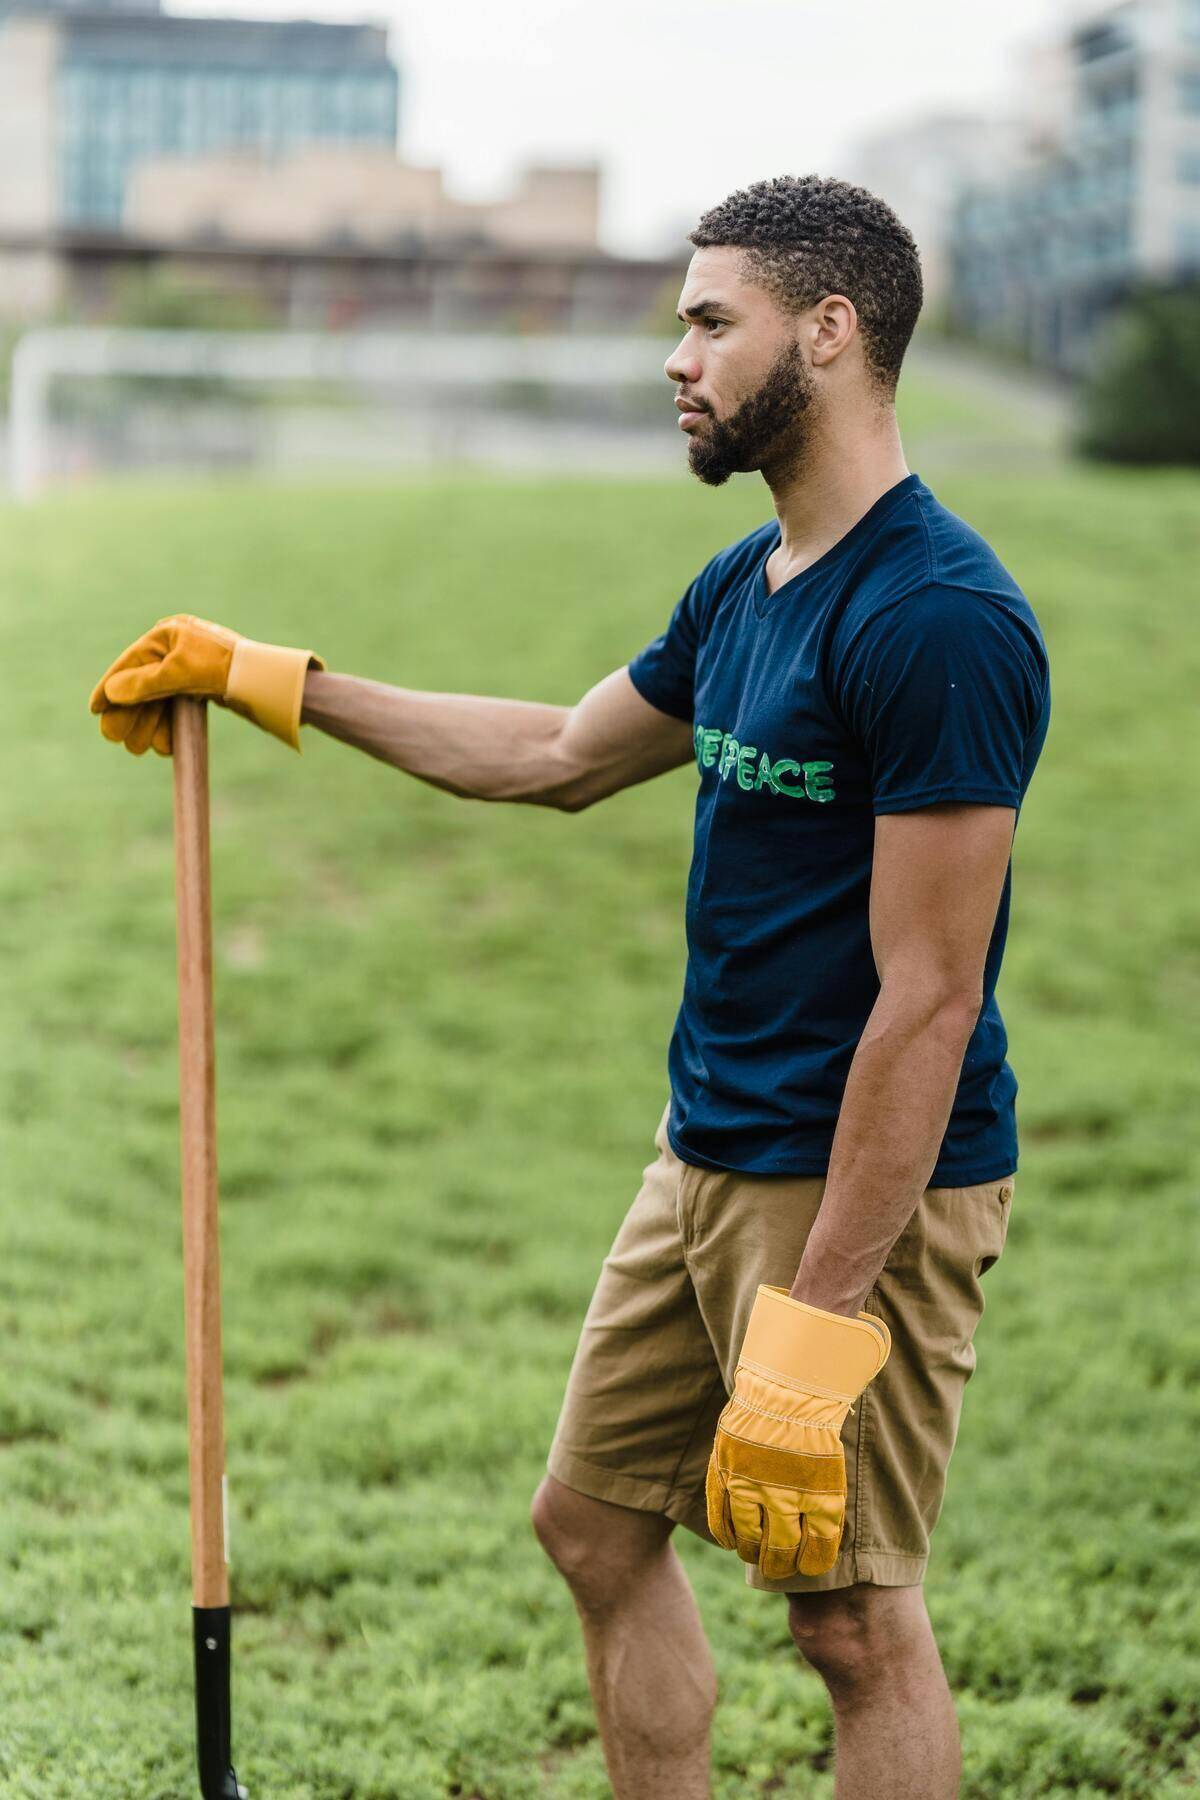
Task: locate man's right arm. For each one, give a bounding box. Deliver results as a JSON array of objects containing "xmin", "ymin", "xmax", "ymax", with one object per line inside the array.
[{"xmin": 299, "ymin": 666, "xmax": 695, "ymax": 811}]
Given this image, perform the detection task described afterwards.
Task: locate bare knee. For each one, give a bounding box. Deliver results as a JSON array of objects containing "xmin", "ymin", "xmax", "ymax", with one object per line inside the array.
[
  {"xmin": 530, "ymin": 1474, "xmax": 675, "ymax": 1607},
  {"xmin": 787, "ymin": 1586, "xmax": 930, "ymax": 1691}
]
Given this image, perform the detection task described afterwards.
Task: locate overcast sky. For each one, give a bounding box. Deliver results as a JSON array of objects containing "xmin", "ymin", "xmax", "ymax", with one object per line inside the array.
[{"xmin": 174, "ymin": 0, "xmax": 1064, "ymax": 255}]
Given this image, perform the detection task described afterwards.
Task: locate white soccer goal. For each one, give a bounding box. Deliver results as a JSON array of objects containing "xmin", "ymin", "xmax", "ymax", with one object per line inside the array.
[{"xmin": 8, "ymin": 328, "xmax": 681, "ymax": 501}]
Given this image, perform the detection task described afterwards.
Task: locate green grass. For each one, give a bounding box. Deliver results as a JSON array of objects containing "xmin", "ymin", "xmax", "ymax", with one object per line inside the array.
[{"xmin": 1, "ymin": 448, "xmax": 1198, "ymax": 1798}]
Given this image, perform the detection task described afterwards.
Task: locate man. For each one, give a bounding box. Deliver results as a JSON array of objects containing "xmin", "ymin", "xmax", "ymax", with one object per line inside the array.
[{"xmin": 90, "ymin": 174, "xmax": 1050, "ymax": 1800}]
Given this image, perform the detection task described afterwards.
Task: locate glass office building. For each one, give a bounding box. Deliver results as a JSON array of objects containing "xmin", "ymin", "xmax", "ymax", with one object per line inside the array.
[
  {"xmin": 40, "ymin": 3, "xmax": 399, "ymax": 228},
  {"xmin": 947, "ymin": 0, "xmax": 1200, "ymax": 375}
]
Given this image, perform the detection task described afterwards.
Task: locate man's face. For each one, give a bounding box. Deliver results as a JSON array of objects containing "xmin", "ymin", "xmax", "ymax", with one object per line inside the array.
[{"xmin": 665, "ymin": 246, "xmax": 821, "ymax": 487}]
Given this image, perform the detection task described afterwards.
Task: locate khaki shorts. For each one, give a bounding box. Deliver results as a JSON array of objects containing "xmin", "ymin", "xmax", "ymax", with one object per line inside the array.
[{"xmin": 546, "ymin": 1101, "xmax": 1014, "ymax": 1592}]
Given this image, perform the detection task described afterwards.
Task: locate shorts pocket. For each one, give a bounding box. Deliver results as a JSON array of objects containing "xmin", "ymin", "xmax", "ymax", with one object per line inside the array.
[{"xmin": 976, "ymin": 1175, "xmax": 1015, "ymax": 1278}]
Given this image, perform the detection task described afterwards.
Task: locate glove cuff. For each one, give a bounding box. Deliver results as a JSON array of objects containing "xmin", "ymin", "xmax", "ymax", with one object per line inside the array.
[
  {"xmin": 740, "ymin": 1285, "xmax": 891, "ymax": 1399},
  {"xmin": 226, "ymin": 636, "xmax": 327, "ymax": 752}
]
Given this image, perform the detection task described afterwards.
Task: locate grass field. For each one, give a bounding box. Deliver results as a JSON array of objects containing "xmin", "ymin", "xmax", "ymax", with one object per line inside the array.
[{"xmin": 1, "ymin": 416, "xmax": 1199, "ymax": 1795}]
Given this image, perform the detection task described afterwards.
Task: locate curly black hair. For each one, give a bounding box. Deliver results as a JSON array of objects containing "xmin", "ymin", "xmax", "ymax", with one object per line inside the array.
[{"xmin": 689, "ymin": 174, "xmax": 923, "ymax": 399}]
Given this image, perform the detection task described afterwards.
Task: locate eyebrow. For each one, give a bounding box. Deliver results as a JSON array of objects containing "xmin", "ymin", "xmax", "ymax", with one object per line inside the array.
[{"xmin": 676, "ymin": 298, "xmax": 734, "ymax": 322}]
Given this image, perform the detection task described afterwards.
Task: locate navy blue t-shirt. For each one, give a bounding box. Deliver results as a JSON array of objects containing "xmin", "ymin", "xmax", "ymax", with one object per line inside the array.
[{"xmin": 627, "ymin": 472, "xmax": 1051, "ymax": 1183}]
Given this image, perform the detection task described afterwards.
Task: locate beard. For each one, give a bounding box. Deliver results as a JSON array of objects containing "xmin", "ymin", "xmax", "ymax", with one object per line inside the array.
[{"xmin": 686, "ymin": 340, "xmax": 819, "ymax": 488}]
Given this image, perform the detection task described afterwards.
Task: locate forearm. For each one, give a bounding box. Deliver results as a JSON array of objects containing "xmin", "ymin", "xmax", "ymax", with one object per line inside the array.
[
  {"xmin": 790, "ymin": 986, "xmax": 979, "ymax": 1317},
  {"xmin": 299, "ymin": 669, "xmax": 578, "ymax": 807}
]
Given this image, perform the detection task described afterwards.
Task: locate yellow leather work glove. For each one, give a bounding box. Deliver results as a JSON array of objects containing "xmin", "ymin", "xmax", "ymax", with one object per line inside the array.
[
  {"xmin": 88, "ymin": 614, "xmax": 326, "ymax": 756},
  {"xmin": 706, "ymin": 1285, "xmax": 891, "ymax": 1580}
]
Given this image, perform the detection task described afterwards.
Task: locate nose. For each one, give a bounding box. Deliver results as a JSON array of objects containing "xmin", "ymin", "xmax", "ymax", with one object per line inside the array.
[{"xmin": 664, "ymin": 336, "xmax": 701, "ymax": 386}]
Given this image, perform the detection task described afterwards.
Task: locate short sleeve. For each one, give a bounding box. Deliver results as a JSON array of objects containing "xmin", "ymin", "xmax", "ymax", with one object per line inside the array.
[
  {"xmin": 833, "ymin": 583, "xmax": 1049, "ymax": 814},
  {"xmin": 627, "ymin": 577, "xmax": 704, "ymax": 723}
]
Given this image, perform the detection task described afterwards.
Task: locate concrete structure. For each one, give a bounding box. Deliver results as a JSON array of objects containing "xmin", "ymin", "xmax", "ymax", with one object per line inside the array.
[
  {"xmin": 947, "ymin": 0, "xmax": 1200, "ymax": 376},
  {"xmin": 2, "ymin": 229, "xmax": 683, "ymax": 333},
  {"xmin": 0, "ymin": 18, "xmax": 59, "ymax": 236},
  {"xmin": 126, "ymin": 151, "xmax": 601, "ymax": 253}
]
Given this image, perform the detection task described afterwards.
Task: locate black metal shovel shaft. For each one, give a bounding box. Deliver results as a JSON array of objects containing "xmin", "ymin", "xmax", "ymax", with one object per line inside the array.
[{"xmin": 194, "ymin": 1608, "xmax": 244, "ymax": 1799}]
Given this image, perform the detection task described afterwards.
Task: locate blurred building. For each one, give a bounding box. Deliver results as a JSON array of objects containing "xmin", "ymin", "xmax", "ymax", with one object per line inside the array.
[
  {"xmin": 125, "ymin": 151, "xmax": 600, "ymax": 252},
  {"xmin": 845, "ymin": 114, "xmax": 1028, "ymax": 313},
  {"xmin": 0, "ymin": 0, "xmax": 675, "ymax": 328},
  {"xmin": 0, "ymin": 0, "xmax": 398, "ymax": 231},
  {"xmin": 31, "ymin": 230, "xmax": 681, "ymax": 334},
  {"xmin": 947, "ymin": 0, "xmax": 1200, "ymax": 376},
  {"xmin": 0, "ymin": 0, "xmax": 400, "ymax": 315}
]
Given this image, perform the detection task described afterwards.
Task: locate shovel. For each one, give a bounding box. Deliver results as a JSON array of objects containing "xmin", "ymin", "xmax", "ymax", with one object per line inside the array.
[{"xmin": 172, "ymin": 696, "xmax": 247, "ymax": 1800}]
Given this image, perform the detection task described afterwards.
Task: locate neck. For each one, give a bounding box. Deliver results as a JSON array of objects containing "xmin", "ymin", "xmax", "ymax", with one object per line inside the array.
[{"xmin": 764, "ymin": 407, "xmax": 910, "ymax": 576}]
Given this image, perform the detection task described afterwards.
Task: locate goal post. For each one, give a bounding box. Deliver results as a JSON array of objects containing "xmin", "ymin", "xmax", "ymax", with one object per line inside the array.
[{"xmin": 8, "ymin": 327, "xmax": 676, "ymax": 502}]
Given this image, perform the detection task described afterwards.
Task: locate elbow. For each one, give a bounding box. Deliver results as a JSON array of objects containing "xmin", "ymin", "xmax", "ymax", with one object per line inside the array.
[
  {"xmin": 490, "ymin": 784, "xmax": 591, "ymax": 812},
  {"xmin": 879, "ymin": 977, "xmax": 983, "ymax": 1036},
  {"xmin": 556, "ymin": 787, "xmax": 595, "ymax": 814},
  {"xmin": 561, "ymin": 784, "xmax": 600, "ymax": 820},
  {"xmin": 539, "ymin": 755, "xmax": 598, "ymax": 813},
  {"xmin": 932, "ymin": 987, "xmax": 985, "ymax": 1038}
]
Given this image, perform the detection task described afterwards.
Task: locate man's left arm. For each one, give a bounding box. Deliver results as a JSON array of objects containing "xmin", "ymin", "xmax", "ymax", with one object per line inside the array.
[{"xmin": 789, "ymin": 801, "xmax": 1017, "ymax": 1317}]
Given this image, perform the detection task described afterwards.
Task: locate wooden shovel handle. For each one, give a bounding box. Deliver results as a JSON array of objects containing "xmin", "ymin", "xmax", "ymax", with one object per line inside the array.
[{"xmin": 172, "ymin": 697, "xmax": 229, "ymax": 1610}]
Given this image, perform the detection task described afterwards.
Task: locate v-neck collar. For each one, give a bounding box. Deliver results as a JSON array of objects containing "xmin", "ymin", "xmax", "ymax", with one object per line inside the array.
[{"xmin": 752, "ymin": 473, "xmax": 923, "ymax": 620}]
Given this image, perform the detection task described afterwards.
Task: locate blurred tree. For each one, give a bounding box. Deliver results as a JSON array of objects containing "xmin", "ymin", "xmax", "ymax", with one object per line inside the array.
[
  {"xmin": 1075, "ymin": 281, "xmax": 1200, "ymax": 466},
  {"xmin": 0, "ymin": 321, "xmax": 22, "ymax": 413},
  {"xmin": 109, "ymin": 267, "xmax": 275, "ymax": 333},
  {"xmin": 638, "ymin": 273, "xmax": 688, "ymax": 340},
  {"xmin": 40, "ymin": 271, "xmax": 279, "ymax": 432}
]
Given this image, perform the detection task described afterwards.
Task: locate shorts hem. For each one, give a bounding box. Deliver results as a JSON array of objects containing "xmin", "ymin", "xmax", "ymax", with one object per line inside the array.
[
  {"xmin": 546, "ymin": 1449, "xmax": 930, "ymax": 1590},
  {"xmin": 745, "ymin": 1547, "xmax": 929, "ymax": 1593},
  {"xmin": 546, "ymin": 1446, "xmax": 713, "ymax": 1539}
]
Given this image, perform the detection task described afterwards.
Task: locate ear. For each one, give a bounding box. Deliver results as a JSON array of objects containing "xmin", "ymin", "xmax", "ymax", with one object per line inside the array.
[{"xmin": 809, "ymin": 294, "xmax": 858, "ymax": 369}]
